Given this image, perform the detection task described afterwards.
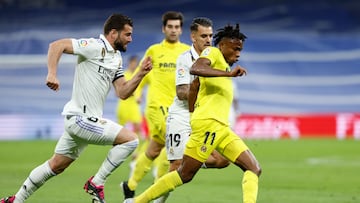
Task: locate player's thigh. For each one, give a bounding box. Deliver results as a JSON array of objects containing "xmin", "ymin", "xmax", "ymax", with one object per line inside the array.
[
  {"xmin": 55, "ymin": 129, "xmax": 87, "ymax": 160},
  {"xmin": 145, "ymin": 106, "xmax": 167, "ymax": 145},
  {"xmin": 65, "ymin": 115, "xmax": 122, "ymax": 145},
  {"xmin": 166, "ymin": 113, "xmax": 191, "ymax": 161},
  {"xmin": 184, "ymin": 119, "xmax": 222, "ymax": 163},
  {"xmin": 217, "ymin": 129, "xmax": 249, "ymax": 163}
]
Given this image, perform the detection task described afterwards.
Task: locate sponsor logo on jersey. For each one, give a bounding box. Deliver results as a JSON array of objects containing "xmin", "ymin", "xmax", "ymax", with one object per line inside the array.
[
  {"xmin": 159, "ymin": 62, "xmax": 176, "ymax": 68},
  {"xmin": 201, "ymin": 47, "xmax": 211, "ymax": 56},
  {"xmin": 177, "ymin": 67, "xmax": 186, "ymax": 77},
  {"xmin": 79, "ymin": 40, "xmax": 88, "ymax": 47}
]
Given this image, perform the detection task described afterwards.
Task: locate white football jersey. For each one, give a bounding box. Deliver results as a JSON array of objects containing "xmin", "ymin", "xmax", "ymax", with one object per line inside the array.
[
  {"xmin": 168, "ymin": 45, "xmax": 198, "ymax": 115},
  {"xmin": 62, "ymin": 34, "xmax": 123, "ymax": 118}
]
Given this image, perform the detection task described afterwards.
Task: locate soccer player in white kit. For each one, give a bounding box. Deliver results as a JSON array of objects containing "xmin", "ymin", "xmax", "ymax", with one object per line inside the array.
[{"xmin": 1, "ymin": 14, "xmax": 152, "ymax": 203}]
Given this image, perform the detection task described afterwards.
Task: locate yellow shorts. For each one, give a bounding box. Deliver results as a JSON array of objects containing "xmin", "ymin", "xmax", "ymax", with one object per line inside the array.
[
  {"xmin": 144, "ymin": 105, "xmax": 168, "ymax": 145},
  {"xmin": 185, "ymin": 119, "xmax": 248, "ymax": 163}
]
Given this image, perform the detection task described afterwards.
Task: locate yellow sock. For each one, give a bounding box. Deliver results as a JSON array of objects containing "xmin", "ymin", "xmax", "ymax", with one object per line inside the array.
[
  {"xmin": 154, "ymin": 148, "xmax": 169, "ymax": 182},
  {"xmin": 135, "ymin": 171, "xmax": 183, "ymax": 203},
  {"xmin": 242, "ymin": 170, "xmax": 259, "ymax": 203},
  {"xmin": 128, "ymin": 152, "xmax": 153, "ymax": 190}
]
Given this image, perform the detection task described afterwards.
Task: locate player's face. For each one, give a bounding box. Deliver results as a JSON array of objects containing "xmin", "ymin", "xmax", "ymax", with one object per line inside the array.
[
  {"xmin": 191, "ymin": 25, "xmax": 213, "ymax": 54},
  {"xmin": 115, "ymin": 24, "xmax": 133, "ymax": 52},
  {"xmin": 163, "ymin": 19, "xmax": 182, "ymax": 43},
  {"xmin": 220, "ymin": 38, "xmax": 243, "ymax": 66}
]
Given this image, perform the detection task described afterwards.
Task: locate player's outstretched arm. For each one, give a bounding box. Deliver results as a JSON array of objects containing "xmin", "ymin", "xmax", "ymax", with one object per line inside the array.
[
  {"xmin": 114, "ymin": 56, "xmax": 152, "ymax": 99},
  {"xmin": 190, "ymin": 58, "xmax": 233, "ymax": 77}
]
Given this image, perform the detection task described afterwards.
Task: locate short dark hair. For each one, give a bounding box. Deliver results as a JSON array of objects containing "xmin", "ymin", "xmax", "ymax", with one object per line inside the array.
[
  {"xmin": 103, "ymin": 13, "xmax": 133, "ymax": 35},
  {"xmin": 162, "ymin": 11, "xmax": 184, "ymax": 27},
  {"xmin": 190, "ymin": 17, "xmax": 213, "ymax": 32},
  {"xmin": 213, "ymin": 23, "xmax": 247, "ymax": 46}
]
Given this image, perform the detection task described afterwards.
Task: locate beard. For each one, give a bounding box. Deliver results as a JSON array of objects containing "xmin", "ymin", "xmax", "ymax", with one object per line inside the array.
[{"xmin": 114, "ymin": 41, "xmax": 127, "ymax": 52}]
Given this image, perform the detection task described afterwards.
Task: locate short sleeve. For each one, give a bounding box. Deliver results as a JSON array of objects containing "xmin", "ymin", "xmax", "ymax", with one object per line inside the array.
[{"xmin": 71, "ymin": 38, "xmax": 100, "ymax": 59}]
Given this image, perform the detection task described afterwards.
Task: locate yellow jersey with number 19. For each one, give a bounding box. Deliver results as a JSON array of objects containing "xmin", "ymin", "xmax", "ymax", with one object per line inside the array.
[
  {"xmin": 137, "ymin": 40, "xmax": 190, "ymax": 109},
  {"xmin": 192, "ymin": 47, "xmax": 233, "ymax": 126}
]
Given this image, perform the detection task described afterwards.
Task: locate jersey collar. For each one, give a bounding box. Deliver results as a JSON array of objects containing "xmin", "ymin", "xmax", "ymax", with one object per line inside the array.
[
  {"xmin": 161, "ymin": 39, "xmax": 181, "ymax": 49},
  {"xmin": 99, "ymin": 34, "xmax": 115, "ymax": 53},
  {"xmin": 190, "ymin": 45, "xmax": 199, "ymax": 61}
]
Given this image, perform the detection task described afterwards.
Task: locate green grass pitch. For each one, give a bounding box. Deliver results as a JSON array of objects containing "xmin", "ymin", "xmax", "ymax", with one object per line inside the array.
[{"xmin": 0, "ymin": 139, "xmax": 359, "ymax": 203}]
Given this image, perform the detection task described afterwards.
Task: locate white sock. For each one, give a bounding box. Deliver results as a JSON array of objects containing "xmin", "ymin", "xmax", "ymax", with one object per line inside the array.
[
  {"xmin": 92, "ymin": 139, "xmax": 138, "ymax": 185},
  {"xmin": 14, "ymin": 161, "xmax": 56, "ymax": 203}
]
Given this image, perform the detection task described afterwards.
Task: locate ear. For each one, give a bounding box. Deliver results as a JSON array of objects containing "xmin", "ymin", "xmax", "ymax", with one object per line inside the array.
[
  {"xmin": 218, "ymin": 40, "xmax": 225, "ymax": 50},
  {"xmin": 190, "ymin": 32, "xmax": 196, "ymax": 43},
  {"xmin": 109, "ymin": 29, "xmax": 118, "ymax": 39}
]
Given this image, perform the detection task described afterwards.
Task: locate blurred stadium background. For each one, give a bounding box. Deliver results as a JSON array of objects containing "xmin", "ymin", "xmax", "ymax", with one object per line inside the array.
[{"xmin": 0, "ymin": 0, "xmax": 360, "ymax": 140}]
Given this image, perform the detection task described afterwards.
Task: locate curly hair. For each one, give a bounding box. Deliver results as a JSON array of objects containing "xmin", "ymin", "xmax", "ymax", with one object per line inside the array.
[{"xmin": 213, "ymin": 23, "xmax": 247, "ymax": 46}]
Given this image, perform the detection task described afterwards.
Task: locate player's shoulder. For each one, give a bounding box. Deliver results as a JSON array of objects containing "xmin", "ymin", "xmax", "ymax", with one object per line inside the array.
[
  {"xmin": 178, "ymin": 49, "xmax": 191, "ymax": 59},
  {"xmin": 201, "ymin": 46, "xmax": 220, "ymax": 57},
  {"xmin": 147, "ymin": 42, "xmax": 163, "ymax": 50},
  {"xmin": 72, "ymin": 37, "xmax": 104, "ymax": 55}
]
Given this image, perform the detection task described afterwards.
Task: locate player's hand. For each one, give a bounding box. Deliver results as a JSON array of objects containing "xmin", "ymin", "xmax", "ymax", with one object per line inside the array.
[
  {"xmin": 231, "ymin": 65, "xmax": 247, "ymax": 77},
  {"xmin": 141, "ymin": 56, "xmax": 152, "ymax": 72},
  {"xmin": 46, "ymin": 73, "xmax": 60, "ymax": 91}
]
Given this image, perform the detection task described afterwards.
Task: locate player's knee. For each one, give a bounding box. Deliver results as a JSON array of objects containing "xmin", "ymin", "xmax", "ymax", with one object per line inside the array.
[
  {"xmin": 179, "ymin": 172, "xmax": 194, "ymax": 183},
  {"xmin": 123, "ymin": 139, "xmax": 139, "ymax": 152},
  {"xmin": 217, "ymin": 159, "xmax": 230, "ymax": 168},
  {"xmin": 252, "ymin": 165, "xmax": 262, "ymax": 177},
  {"xmin": 145, "ymin": 141, "xmax": 163, "ymax": 159},
  {"xmin": 177, "ymin": 169, "xmax": 196, "ymax": 183},
  {"xmin": 48, "ymin": 157, "xmax": 73, "ymax": 175}
]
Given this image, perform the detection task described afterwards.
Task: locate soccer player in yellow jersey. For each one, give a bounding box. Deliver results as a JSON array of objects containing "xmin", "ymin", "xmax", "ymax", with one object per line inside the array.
[
  {"xmin": 123, "ymin": 24, "xmax": 262, "ymax": 203},
  {"xmin": 116, "ymin": 55, "xmax": 148, "ymax": 176},
  {"xmin": 120, "ymin": 11, "xmax": 190, "ymax": 200},
  {"xmin": 116, "ymin": 55, "xmax": 142, "ymax": 135}
]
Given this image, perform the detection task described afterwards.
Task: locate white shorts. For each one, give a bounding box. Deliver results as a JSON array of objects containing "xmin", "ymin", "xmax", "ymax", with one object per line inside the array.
[
  {"xmin": 165, "ymin": 112, "xmax": 191, "ymax": 161},
  {"xmin": 55, "ymin": 115, "xmax": 123, "ymax": 160}
]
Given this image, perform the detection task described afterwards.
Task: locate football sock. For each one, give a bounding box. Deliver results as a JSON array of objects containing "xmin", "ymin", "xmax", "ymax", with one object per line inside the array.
[
  {"xmin": 135, "ymin": 170, "xmax": 183, "ymax": 203},
  {"xmin": 129, "ymin": 139, "xmax": 149, "ymax": 178},
  {"xmin": 14, "ymin": 161, "xmax": 56, "ymax": 202},
  {"xmin": 128, "ymin": 152, "xmax": 153, "ymax": 191},
  {"xmin": 152, "ymin": 149, "xmax": 171, "ymax": 203},
  {"xmin": 153, "ymin": 192, "xmax": 170, "ymax": 203},
  {"xmin": 242, "ymin": 170, "xmax": 259, "ymax": 203},
  {"xmin": 154, "ymin": 148, "xmax": 169, "ymax": 182},
  {"xmin": 92, "ymin": 139, "xmax": 138, "ymax": 185}
]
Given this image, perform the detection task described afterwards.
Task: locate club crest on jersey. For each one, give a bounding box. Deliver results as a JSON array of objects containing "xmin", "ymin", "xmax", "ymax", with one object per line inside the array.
[
  {"xmin": 79, "ymin": 40, "xmax": 88, "ymax": 47},
  {"xmin": 201, "ymin": 145, "xmax": 207, "ymax": 152},
  {"xmin": 101, "ymin": 48, "xmax": 105, "ymax": 58}
]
